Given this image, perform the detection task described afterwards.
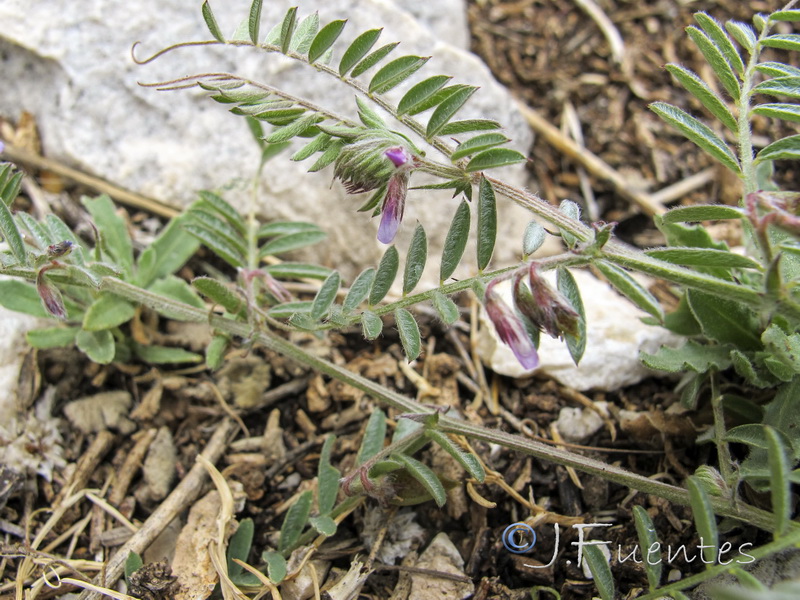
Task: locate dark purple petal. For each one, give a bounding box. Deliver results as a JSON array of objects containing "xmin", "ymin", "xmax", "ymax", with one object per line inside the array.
[
  {"xmin": 377, "ymin": 172, "xmax": 408, "ymax": 244},
  {"xmin": 516, "ymin": 264, "xmax": 580, "ymax": 340},
  {"xmin": 485, "ymin": 281, "xmax": 539, "ymax": 369},
  {"xmin": 384, "ymin": 146, "xmax": 411, "ymax": 168}
]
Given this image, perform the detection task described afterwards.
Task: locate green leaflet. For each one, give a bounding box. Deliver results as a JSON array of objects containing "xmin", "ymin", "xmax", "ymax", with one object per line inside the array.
[
  {"xmin": 757, "ymin": 134, "xmax": 800, "ymax": 162},
  {"xmin": 361, "ymin": 309, "xmax": 383, "ymax": 340},
  {"xmin": 583, "ymin": 545, "xmax": 614, "ymax": 600},
  {"xmin": 665, "ymin": 64, "xmax": 737, "ymax": 131},
  {"xmin": 632, "ymin": 506, "xmax": 662, "ymax": 590},
  {"xmin": 595, "ymin": 261, "xmax": 664, "ymax": 321},
  {"xmin": 278, "ymin": 6, "xmax": 297, "ymax": 53},
  {"xmin": 369, "ymin": 245, "xmax": 399, "ymax": 305},
  {"xmin": 357, "ymin": 409, "xmax": 387, "ymax": 465},
  {"xmin": 187, "ymin": 209, "xmax": 248, "ymax": 257},
  {"xmin": 137, "ymin": 343, "xmax": 207, "ymax": 365},
  {"xmin": 201, "ymin": 1, "xmax": 224, "ymax": 42},
  {"xmin": 391, "ymin": 452, "xmax": 446, "ymax": 507},
  {"xmin": 761, "ymin": 33, "xmax": 800, "ymax": 52},
  {"xmin": 26, "ymin": 326, "xmax": 79, "ymax": 349},
  {"xmin": 262, "ymin": 551, "xmax": 287, "ymax": 584},
  {"xmin": 0, "ymin": 164, "xmax": 23, "ymax": 207},
  {"xmin": 137, "ymin": 215, "xmax": 200, "ymax": 288},
  {"xmin": 694, "ymin": 13, "xmax": 745, "ymax": 75},
  {"xmin": 425, "ymin": 429, "xmax": 485, "ymax": 481},
  {"xmin": 124, "ymin": 552, "xmax": 143, "ymax": 583},
  {"xmin": 83, "ymin": 294, "xmax": 136, "ymax": 331},
  {"xmin": 756, "ymin": 61, "xmax": 800, "ymax": 78},
  {"xmin": 397, "ymin": 76, "xmax": 452, "ymax": 115},
  {"xmin": 249, "ymin": 0, "xmax": 263, "ymax": 44},
  {"xmin": 650, "ymin": 102, "xmax": 740, "ymax": 174},
  {"xmin": 395, "ymin": 308, "xmax": 421, "ymax": 361},
  {"xmin": 197, "ymin": 191, "xmax": 247, "ymax": 234},
  {"xmin": 351, "ymin": 42, "xmax": 400, "ymax": 78},
  {"xmin": 765, "ymin": 426, "xmax": 791, "ymax": 537},
  {"xmin": 426, "ymin": 86, "xmax": 477, "ymax": 139},
  {"xmin": 465, "ymin": 148, "xmax": 526, "ymax": 172},
  {"xmin": 259, "ymin": 230, "xmax": 327, "ymax": 257},
  {"xmin": 279, "ymin": 490, "xmax": 312, "ymax": 554},
  {"xmin": 687, "ymin": 476, "xmax": 718, "ymax": 564},
  {"xmin": 226, "ymin": 519, "xmax": 254, "ymax": 583},
  {"xmin": 291, "ymin": 133, "xmax": 332, "ymax": 161},
  {"xmin": 265, "ymin": 262, "xmax": 332, "ymax": 280},
  {"xmin": 687, "ymin": 289, "xmax": 761, "ymax": 350},
  {"xmin": 356, "ymin": 96, "xmax": 386, "ymax": 129},
  {"xmin": 753, "ymin": 76, "xmax": 800, "ymax": 99},
  {"xmin": 308, "ymin": 139, "xmax": 346, "ymax": 172},
  {"xmin": 771, "ymin": 9, "xmax": 800, "ymax": 21},
  {"xmin": 318, "ymin": 434, "xmax": 340, "ymax": 515},
  {"xmin": 310, "ymin": 271, "xmax": 340, "ymax": 320},
  {"xmin": 523, "ymin": 221, "xmax": 546, "ymax": 256},
  {"xmin": 431, "ymin": 290, "xmax": 459, "ymax": 325},
  {"xmin": 308, "ymin": 19, "xmax": 347, "ymax": 64},
  {"xmin": 288, "ymin": 12, "xmax": 319, "ymax": 54},
  {"xmin": 662, "ymin": 205, "xmax": 743, "ymax": 223},
  {"xmin": 640, "ymin": 340, "xmax": 732, "ymax": 373},
  {"xmin": 556, "ymin": 267, "xmax": 586, "ymax": 365},
  {"xmin": 83, "ymin": 195, "xmax": 134, "ymax": 276},
  {"xmin": 369, "ymin": 55, "xmax": 430, "ymax": 95},
  {"xmin": 403, "ymin": 224, "xmax": 427, "ymax": 295},
  {"xmin": 725, "ymin": 20, "xmax": 756, "ymax": 52},
  {"xmin": 258, "ymin": 221, "xmax": 322, "ymax": 237},
  {"xmin": 344, "ymin": 268, "xmax": 375, "ymax": 313},
  {"xmin": 184, "ymin": 224, "xmax": 244, "ymax": 269},
  {"xmin": 440, "ymin": 200, "xmax": 470, "ymax": 282},
  {"xmin": 645, "ymin": 248, "xmax": 761, "ymax": 270},
  {"xmin": 439, "ymin": 119, "xmax": 501, "ymax": 135},
  {"xmin": 451, "ymin": 133, "xmax": 510, "ymax": 161},
  {"xmin": 476, "ymin": 176, "xmax": 497, "ymax": 272},
  {"xmin": 752, "ymin": 103, "xmax": 800, "ymax": 124},
  {"xmin": 0, "ymin": 193, "xmax": 27, "ymax": 266},
  {"xmin": 309, "ymin": 515, "xmax": 337, "ymax": 537},
  {"xmin": 76, "ymin": 329, "xmax": 115, "ymax": 364},
  {"xmin": 686, "ymin": 23, "xmax": 741, "ymax": 99},
  {"xmin": 264, "ymin": 113, "xmax": 323, "ymax": 143},
  {"xmin": 339, "ymin": 28, "xmax": 382, "ymax": 76},
  {"xmin": 206, "ymin": 334, "xmax": 229, "ymax": 370}
]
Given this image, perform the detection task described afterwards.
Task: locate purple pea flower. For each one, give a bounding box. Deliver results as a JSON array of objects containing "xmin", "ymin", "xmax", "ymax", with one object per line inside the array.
[
  {"xmin": 484, "ymin": 280, "xmax": 539, "ymax": 370},
  {"xmin": 514, "ymin": 264, "xmax": 580, "ymax": 340},
  {"xmin": 377, "ymin": 146, "xmax": 414, "ymax": 244},
  {"xmin": 36, "ymin": 265, "xmax": 67, "ymax": 320}
]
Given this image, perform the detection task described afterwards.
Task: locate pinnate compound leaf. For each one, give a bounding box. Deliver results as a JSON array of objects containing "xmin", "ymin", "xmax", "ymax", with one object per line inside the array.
[
  {"xmin": 687, "ymin": 290, "xmax": 761, "ymax": 350},
  {"xmin": 633, "ymin": 506, "xmax": 662, "ymax": 590},
  {"xmin": 645, "ymin": 248, "xmax": 761, "ymax": 269},
  {"xmin": 403, "ymin": 224, "xmax": 427, "ymax": 295},
  {"xmin": 26, "ymin": 326, "xmax": 79, "ymax": 349},
  {"xmin": 311, "ymin": 271, "xmax": 340, "ymax": 320},
  {"xmin": 392, "ymin": 453, "xmax": 446, "ymax": 507},
  {"xmin": 370, "ymin": 245, "xmax": 399, "ymax": 305},
  {"xmin": 201, "ymin": 1, "xmax": 224, "ymax": 42},
  {"xmin": 279, "ymin": 490, "xmax": 312, "ymax": 554},
  {"xmin": 369, "ymin": 55, "xmax": 429, "ymax": 95},
  {"xmin": 344, "ymin": 268, "xmax": 375, "ymax": 312},
  {"xmin": 694, "ymin": 13, "xmax": 745, "ymax": 75},
  {"xmin": 440, "ymin": 200, "xmax": 470, "ymax": 282},
  {"xmin": 476, "ymin": 176, "xmax": 497, "ymax": 271},
  {"xmin": 339, "ymin": 28, "xmax": 382, "ymax": 76},
  {"xmin": 662, "ymin": 205, "xmax": 743, "ymax": 223},
  {"xmin": 757, "ymin": 134, "xmax": 800, "ymax": 162},
  {"xmin": 431, "ymin": 291, "xmax": 459, "ymax": 325},
  {"xmin": 395, "ymin": 308, "xmax": 421, "ymax": 361},
  {"xmin": 351, "ymin": 42, "xmax": 400, "ymax": 78},
  {"xmin": 685, "ymin": 26, "xmax": 741, "ymax": 100},
  {"xmin": 260, "ymin": 230, "xmax": 327, "ymax": 257},
  {"xmin": 595, "ymin": 261, "xmax": 664, "ymax": 321},
  {"xmin": 264, "ymin": 114, "xmax": 323, "ymax": 143},
  {"xmin": 665, "ymin": 64, "xmax": 737, "ymax": 131},
  {"xmin": 583, "ymin": 545, "xmax": 615, "ymax": 600},
  {"xmin": 426, "ymin": 430, "xmax": 485, "ymax": 482},
  {"xmin": 361, "ymin": 310, "xmax": 383, "ymax": 340},
  {"xmin": 640, "ymin": 340, "xmax": 732, "ymax": 372},
  {"xmin": 765, "ymin": 426, "xmax": 791, "ymax": 537},
  {"xmin": 426, "ymin": 86, "xmax": 477, "ymax": 139},
  {"xmin": 357, "ymin": 409, "xmax": 386, "ymax": 465},
  {"xmin": 451, "ymin": 133, "xmax": 510, "ymax": 161},
  {"xmin": 687, "ymin": 476, "xmax": 718, "ymax": 564},
  {"xmin": 753, "ymin": 77, "xmax": 800, "ymax": 99},
  {"xmin": 318, "ymin": 434, "xmax": 340, "ymax": 515},
  {"xmin": 465, "ymin": 148, "xmax": 526, "ymax": 172},
  {"xmin": 83, "ymin": 294, "xmax": 136, "ymax": 331},
  {"xmin": 397, "ymin": 76, "xmax": 452, "ymax": 115},
  {"xmin": 650, "ymin": 102, "xmax": 740, "ymax": 174},
  {"xmin": 76, "ymin": 329, "xmax": 115, "ymax": 364},
  {"xmin": 762, "ymin": 34, "xmax": 800, "ymax": 52},
  {"xmin": 248, "ymin": 0, "xmax": 263, "ymax": 44},
  {"xmin": 0, "ymin": 195, "xmax": 26, "ymax": 266},
  {"xmin": 752, "ymin": 103, "xmax": 800, "ymax": 124},
  {"xmin": 308, "ymin": 19, "xmax": 347, "ymax": 64},
  {"xmin": 257, "ymin": 551, "xmax": 286, "ymax": 585},
  {"xmin": 557, "ymin": 267, "xmax": 586, "ymax": 365}
]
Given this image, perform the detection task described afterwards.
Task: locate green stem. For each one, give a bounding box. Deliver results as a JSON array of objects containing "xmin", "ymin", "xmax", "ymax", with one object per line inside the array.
[
  {"xmin": 88, "ymin": 277, "xmax": 781, "ymax": 531},
  {"xmin": 710, "ymin": 371, "xmax": 735, "ymax": 488}
]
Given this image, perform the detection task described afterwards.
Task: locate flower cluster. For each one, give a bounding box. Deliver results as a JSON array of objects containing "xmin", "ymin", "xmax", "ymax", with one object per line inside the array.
[{"xmin": 484, "ymin": 263, "xmax": 581, "ymax": 369}]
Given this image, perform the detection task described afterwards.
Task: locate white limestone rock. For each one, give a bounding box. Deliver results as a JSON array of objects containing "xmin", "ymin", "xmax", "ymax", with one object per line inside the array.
[
  {"xmin": 0, "ymin": 0, "xmax": 533, "ymax": 282},
  {"xmin": 477, "ymin": 270, "xmax": 681, "ymax": 391}
]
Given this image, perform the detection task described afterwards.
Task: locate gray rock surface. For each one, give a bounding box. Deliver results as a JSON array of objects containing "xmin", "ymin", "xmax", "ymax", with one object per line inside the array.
[{"xmin": 0, "ymin": 0, "xmax": 533, "ymax": 282}]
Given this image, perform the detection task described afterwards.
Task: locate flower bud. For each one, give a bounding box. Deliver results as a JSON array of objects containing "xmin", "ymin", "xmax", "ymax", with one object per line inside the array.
[
  {"xmin": 514, "ymin": 264, "xmax": 580, "ymax": 340},
  {"xmin": 36, "ymin": 266, "xmax": 67, "ymax": 320},
  {"xmin": 484, "ymin": 280, "xmax": 539, "ymax": 369}
]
